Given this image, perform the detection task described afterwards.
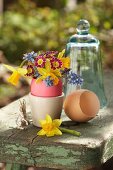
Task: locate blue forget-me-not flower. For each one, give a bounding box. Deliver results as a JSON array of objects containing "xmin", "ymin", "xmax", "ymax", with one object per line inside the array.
[
  {"xmin": 23, "ymin": 51, "xmax": 37, "ymax": 63},
  {"xmin": 45, "ymin": 76, "xmax": 54, "ymax": 87},
  {"xmin": 67, "ymin": 71, "xmax": 83, "ymax": 85}
]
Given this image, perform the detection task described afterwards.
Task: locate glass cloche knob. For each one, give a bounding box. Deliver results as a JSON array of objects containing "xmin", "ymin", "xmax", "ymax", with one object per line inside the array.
[{"xmin": 76, "ymin": 19, "xmax": 90, "ymax": 35}]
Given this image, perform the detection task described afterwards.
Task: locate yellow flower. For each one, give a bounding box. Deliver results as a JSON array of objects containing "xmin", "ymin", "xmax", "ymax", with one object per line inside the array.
[
  {"xmin": 37, "ymin": 60, "xmax": 61, "ymax": 85},
  {"xmin": 37, "ymin": 115, "xmax": 62, "ymax": 137},
  {"xmin": 4, "ymin": 64, "xmax": 27, "ymax": 86},
  {"xmin": 58, "ymin": 49, "xmax": 70, "ymax": 69}
]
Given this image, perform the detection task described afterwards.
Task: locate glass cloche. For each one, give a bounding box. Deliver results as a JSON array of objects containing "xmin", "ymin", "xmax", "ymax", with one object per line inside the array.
[{"xmin": 65, "ymin": 19, "xmax": 107, "ymax": 108}]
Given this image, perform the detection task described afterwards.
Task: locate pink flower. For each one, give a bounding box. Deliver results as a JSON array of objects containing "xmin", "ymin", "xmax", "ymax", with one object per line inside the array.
[
  {"xmin": 26, "ymin": 65, "xmax": 34, "ymax": 76},
  {"xmin": 35, "ymin": 56, "xmax": 46, "ymax": 68},
  {"xmin": 50, "ymin": 58, "xmax": 63, "ymax": 70}
]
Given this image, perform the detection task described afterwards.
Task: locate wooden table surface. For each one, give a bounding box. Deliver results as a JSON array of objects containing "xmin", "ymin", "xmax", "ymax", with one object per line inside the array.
[{"xmin": 0, "ymin": 70, "xmax": 113, "ymax": 170}]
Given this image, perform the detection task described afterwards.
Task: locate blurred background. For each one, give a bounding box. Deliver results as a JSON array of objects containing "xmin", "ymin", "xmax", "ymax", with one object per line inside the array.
[{"xmin": 0, "ymin": 0, "xmax": 113, "ymax": 108}]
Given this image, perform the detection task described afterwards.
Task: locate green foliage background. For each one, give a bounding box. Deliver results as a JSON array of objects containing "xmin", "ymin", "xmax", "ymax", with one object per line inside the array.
[{"xmin": 0, "ymin": 0, "xmax": 113, "ymax": 63}]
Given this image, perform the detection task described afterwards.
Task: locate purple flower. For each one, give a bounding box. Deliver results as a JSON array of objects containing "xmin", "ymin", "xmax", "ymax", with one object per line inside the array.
[
  {"xmin": 50, "ymin": 58, "xmax": 63, "ymax": 70},
  {"xmin": 23, "ymin": 51, "xmax": 37, "ymax": 63},
  {"xmin": 43, "ymin": 51, "xmax": 58, "ymax": 58},
  {"xmin": 35, "ymin": 56, "xmax": 46, "ymax": 68},
  {"xmin": 67, "ymin": 71, "xmax": 83, "ymax": 85},
  {"xmin": 26, "ymin": 65, "xmax": 34, "ymax": 76},
  {"xmin": 61, "ymin": 68, "xmax": 70, "ymax": 75}
]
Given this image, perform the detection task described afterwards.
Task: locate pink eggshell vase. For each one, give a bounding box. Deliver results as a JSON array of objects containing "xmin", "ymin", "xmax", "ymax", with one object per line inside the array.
[{"xmin": 31, "ymin": 79, "xmax": 63, "ymax": 97}]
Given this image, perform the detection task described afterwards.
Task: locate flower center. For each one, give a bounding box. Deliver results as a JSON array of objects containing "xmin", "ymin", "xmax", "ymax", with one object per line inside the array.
[
  {"xmin": 53, "ymin": 61, "xmax": 59, "ymax": 68},
  {"xmin": 43, "ymin": 123, "xmax": 54, "ymax": 131},
  {"xmin": 28, "ymin": 68, "xmax": 33, "ymax": 73},
  {"xmin": 38, "ymin": 59, "xmax": 43, "ymax": 65}
]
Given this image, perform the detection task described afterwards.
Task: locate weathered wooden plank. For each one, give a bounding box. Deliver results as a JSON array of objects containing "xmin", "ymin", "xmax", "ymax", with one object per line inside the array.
[{"xmin": 0, "ymin": 70, "xmax": 113, "ymax": 170}]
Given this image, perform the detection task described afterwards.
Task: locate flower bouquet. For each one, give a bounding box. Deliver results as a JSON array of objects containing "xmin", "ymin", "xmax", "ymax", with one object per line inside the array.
[{"xmin": 4, "ymin": 50, "xmax": 83, "ymax": 127}]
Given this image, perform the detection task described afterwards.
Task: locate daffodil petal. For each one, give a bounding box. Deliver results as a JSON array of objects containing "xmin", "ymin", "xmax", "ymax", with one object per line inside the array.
[
  {"xmin": 46, "ymin": 114, "xmax": 52, "ymax": 123},
  {"xmin": 36, "ymin": 76, "xmax": 43, "ymax": 83},
  {"xmin": 62, "ymin": 49, "xmax": 65, "ymax": 54},
  {"xmin": 39, "ymin": 120, "xmax": 46, "ymax": 127},
  {"xmin": 53, "ymin": 119, "xmax": 62, "ymax": 127},
  {"xmin": 38, "ymin": 68, "xmax": 47, "ymax": 76},
  {"xmin": 61, "ymin": 57, "xmax": 70, "ymax": 69},
  {"xmin": 45, "ymin": 60, "xmax": 51, "ymax": 71},
  {"xmin": 46, "ymin": 131, "xmax": 55, "ymax": 137},
  {"xmin": 53, "ymin": 128, "xmax": 62, "ymax": 136},
  {"xmin": 58, "ymin": 49, "xmax": 65, "ymax": 59},
  {"xmin": 4, "ymin": 64, "xmax": 16, "ymax": 72},
  {"xmin": 17, "ymin": 68, "xmax": 27, "ymax": 75},
  {"xmin": 53, "ymin": 77, "xmax": 59, "ymax": 85},
  {"xmin": 7, "ymin": 71, "xmax": 20, "ymax": 86},
  {"xmin": 49, "ymin": 73, "xmax": 59, "ymax": 85},
  {"xmin": 52, "ymin": 69, "xmax": 62, "ymax": 77},
  {"xmin": 37, "ymin": 129, "xmax": 46, "ymax": 136}
]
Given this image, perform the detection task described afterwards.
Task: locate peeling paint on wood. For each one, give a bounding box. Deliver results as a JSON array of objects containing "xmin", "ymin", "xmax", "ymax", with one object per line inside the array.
[{"xmin": 0, "ymin": 70, "xmax": 113, "ymax": 170}]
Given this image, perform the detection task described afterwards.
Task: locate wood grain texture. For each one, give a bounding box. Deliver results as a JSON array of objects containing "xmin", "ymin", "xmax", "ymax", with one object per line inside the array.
[{"xmin": 0, "ymin": 70, "xmax": 113, "ymax": 170}]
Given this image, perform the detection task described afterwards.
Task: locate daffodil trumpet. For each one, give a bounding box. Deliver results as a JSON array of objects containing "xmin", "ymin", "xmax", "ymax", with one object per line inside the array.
[
  {"xmin": 37, "ymin": 114, "xmax": 62, "ymax": 137},
  {"xmin": 4, "ymin": 64, "xmax": 27, "ymax": 86}
]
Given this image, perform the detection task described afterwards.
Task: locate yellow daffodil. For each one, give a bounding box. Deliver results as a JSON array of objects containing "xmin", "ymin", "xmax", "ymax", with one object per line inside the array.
[
  {"xmin": 36, "ymin": 60, "xmax": 61, "ymax": 85},
  {"xmin": 37, "ymin": 114, "xmax": 62, "ymax": 137},
  {"xmin": 4, "ymin": 64, "xmax": 27, "ymax": 86},
  {"xmin": 58, "ymin": 49, "xmax": 70, "ymax": 69}
]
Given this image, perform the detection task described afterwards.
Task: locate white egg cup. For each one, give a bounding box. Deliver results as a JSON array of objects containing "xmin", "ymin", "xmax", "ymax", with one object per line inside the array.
[{"xmin": 29, "ymin": 93, "xmax": 64, "ymax": 127}]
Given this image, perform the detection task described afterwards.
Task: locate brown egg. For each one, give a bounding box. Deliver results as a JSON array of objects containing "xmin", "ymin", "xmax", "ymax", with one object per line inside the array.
[{"xmin": 63, "ymin": 89, "xmax": 100, "ymax": 122}]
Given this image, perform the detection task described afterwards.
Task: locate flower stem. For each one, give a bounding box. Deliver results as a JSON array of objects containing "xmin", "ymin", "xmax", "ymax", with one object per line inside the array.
[
  {"xmin": 19, "ymin": 60, "xmax": 27, "ymax": 68},
  {"xmin": 59, "ymin": 127, "xmax": 81, "ymax": 137}
]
